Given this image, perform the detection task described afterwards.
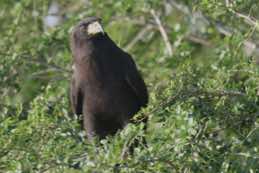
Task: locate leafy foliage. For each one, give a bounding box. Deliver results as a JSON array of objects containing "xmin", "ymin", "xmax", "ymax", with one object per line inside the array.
[{"xmin": 0, "ymin": 0, "xmax": 259, "ymax": 172}]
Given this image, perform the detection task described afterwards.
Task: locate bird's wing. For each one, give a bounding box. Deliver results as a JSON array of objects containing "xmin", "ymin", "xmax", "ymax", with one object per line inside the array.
[
  {"xmin": 70, "ymin": 75, "xmax": 83, "ymax": 115},
  {"xmin": 123, "ymin": 54, "xmax": 148, "ymax": 107}
]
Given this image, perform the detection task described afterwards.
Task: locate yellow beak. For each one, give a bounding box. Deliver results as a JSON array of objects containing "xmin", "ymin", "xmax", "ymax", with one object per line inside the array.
[{"xmin": 87, "ymin": 21, "xmax": 104, "ymax": 35}]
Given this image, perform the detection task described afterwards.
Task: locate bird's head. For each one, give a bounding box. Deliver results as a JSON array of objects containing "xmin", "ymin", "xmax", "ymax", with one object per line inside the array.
[
  {"xmin": 71, "ymin": 17, "xmax": 104, "ymax": 41},
  {"xmin": 70, "ymin": 17, "xmax": 106, "ymax": 57}
]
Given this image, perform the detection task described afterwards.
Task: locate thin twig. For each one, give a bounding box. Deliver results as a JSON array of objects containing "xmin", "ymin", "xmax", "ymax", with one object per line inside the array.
[
  {"xmin": 150, "ymin": 9, "xmax": 173, "ymax": 56},
  {"xmin": 232, "ymin": 153, "xmax": 259, "ymax": 159},
  {"xmin": 132, "ymin": 89, "xmax": 246, "ymax": 123},
  {"xmin": 169, "ymin": 0, "xmax": 259, "ymax": 56},
  {"xmin": 168, "ymin": 0, "xmax": 191, "ymax": 15},
  {"xmin": 124, "ymin": 24, "xmax": 154, "ymax": 51},
  {"xmin": 25, "ymin": 59, "xmax": 71, "ymax": 74},
  {"xmin": 245, "ymin": 125, "xmax": 259, "ymax": 141},
  {"xmin": 186, "ymin": 35, "xmax": 212, "ymax": 47},
  {"xmin": 231, "ymin": 10, "xmax": 259, "ymax": 31},
  {"xmin": 114, "ymin": 14, "xmax": 213, "ymax": 48}
]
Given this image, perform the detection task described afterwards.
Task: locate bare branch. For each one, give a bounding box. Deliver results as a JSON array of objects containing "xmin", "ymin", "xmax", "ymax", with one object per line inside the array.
[
  {"xmin": 150, "ymin": 9, "xmax": 173, "ymax": 56},
  {"xmin": 124, "ymin": 24, "xmax": 154, "ymax": 51},
  {"xmin": 186, "ymin": 34, "xmax": 212, "ymax": 47},
  {"xmin": 117, "ymin": 15, "xmax": 213, "ymax": 48},
  {"xmin": 25, "ymin": 59, "xmax": 72, "ymax": 74},
  {"xmin": 168, "ymin": 0, "xmax": 191, "ymax": 15},
  {"xmin": 169, "ymin": 0, "xmax": 259, "ymax": 57},
  {"xmin": 132, "ymin": 89, "xmax": 246, "ymax": 123},
  {"xmin": 231, "ymin": 10, "xmax": 259, "ymax": 31}
]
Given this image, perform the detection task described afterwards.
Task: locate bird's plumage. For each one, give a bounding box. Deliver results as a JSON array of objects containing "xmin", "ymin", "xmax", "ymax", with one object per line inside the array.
[{"xmin": 70, "ymin": 18, "xmax": 148, "ymax": 139}]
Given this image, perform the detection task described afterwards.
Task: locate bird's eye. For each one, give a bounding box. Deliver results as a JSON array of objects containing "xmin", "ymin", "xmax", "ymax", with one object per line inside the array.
[
  {"xmin": 79, "ymin": 25, "xmax": 87, "ymax": 32},
  {"xmin": 79, "ymin": 23, "xmax": 88, "ymax": 28}
]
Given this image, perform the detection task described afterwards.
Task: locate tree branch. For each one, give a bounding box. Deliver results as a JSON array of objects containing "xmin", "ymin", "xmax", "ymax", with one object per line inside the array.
[
  {"xmin": 150, "ymin": 9, "xmax": 173, "ymax": 56},
  {"xmin": 124, "ymin": 24, "xmax": 154, "ymax": 51},
  {"xmin": 231, "ymin": 10, "xmax": 259, "ymax": 31}
]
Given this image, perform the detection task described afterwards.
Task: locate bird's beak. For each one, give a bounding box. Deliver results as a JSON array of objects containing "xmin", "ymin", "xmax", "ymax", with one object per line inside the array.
[{"xmin": 87, "ymin": 21, "xmax": 104, "ymax": 35}]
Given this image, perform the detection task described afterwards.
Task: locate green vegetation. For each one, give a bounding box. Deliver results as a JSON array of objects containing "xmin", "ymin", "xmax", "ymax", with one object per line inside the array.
[{"xmin": 0, "ymin": 0, "xmax": 259, "ymax": 172}]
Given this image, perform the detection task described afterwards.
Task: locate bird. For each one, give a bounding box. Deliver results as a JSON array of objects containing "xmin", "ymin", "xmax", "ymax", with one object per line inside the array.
[{"xmin": 70, "ymin": 17, "xmax": 148, "ymax": 140}]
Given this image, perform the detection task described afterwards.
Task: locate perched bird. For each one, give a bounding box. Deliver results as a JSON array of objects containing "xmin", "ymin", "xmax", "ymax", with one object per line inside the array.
[{"xmin": 70, "ymin": 17, "xmax": 148, "ymax": 140}]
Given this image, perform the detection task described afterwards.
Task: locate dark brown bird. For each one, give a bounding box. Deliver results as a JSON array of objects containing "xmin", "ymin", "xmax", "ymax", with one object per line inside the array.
[{"xmin": 70, "ymin": 17, "xmax": 148, "ymax": 140}]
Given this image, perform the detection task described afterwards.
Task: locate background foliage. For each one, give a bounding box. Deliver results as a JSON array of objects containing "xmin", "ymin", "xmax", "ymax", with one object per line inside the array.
[{"xmin": 0, "ymin": 0, "xmax": 259, "ymax": 172}]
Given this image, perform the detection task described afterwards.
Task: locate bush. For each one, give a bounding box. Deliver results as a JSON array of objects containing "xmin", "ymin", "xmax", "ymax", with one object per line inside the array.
[{"xmin": 0, "ymin": 0, "xmax": 258, "ymax": 172}]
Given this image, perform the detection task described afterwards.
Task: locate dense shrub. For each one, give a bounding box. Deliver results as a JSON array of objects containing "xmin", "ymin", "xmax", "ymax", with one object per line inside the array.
[{"xmin": 0, "ymin": 0, "xmax": 258, "ymax": 172}]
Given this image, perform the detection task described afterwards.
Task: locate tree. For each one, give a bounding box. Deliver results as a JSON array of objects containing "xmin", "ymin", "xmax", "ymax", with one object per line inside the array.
[{"xmin": 0, "ymin": 0, "xmax": 258, "ymax": 172}]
